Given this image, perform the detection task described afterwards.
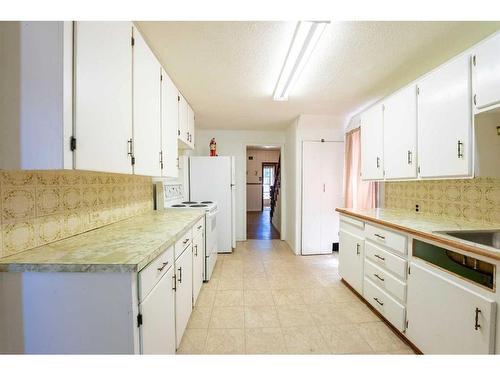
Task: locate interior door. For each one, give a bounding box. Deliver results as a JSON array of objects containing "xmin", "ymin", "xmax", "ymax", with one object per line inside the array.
[
  {"xmin": 360, "ymin": 104, "xmax": 384, "ymax": 180},
  {"xmin": 320, "ymin": 142, "xmax": 344, "ymax": 252},
  {"xmin": 139, "ymin": 266, "xmax": 176, "ymax": 354},
  {"xmin": 417, "ymin": 54, "xmax": 472, "ymax": 178},
  {"xmin": 74, "ymin": 21, "xmax": 133, "ymax": 174},
  {"xmin": 161, "ymin": 70, "xmax": 179, "ymax": 178},
  {"xmin": 301, "ymin": 141, "xmax": 323, "ymax": 254},
  {"xmin": 406, "ymin": 261, "xmax": 496, "ymax": 354},
  {"xmin": 383, "ymin": 85, "xmax": 417, "ymax": 179},
  {"xmin": 175, "ymin": 247, "xmax": 193, "ymax": 348},
  {"xmin": 132, "ymin": 28, "xmax": 162, "ymax": 177}
]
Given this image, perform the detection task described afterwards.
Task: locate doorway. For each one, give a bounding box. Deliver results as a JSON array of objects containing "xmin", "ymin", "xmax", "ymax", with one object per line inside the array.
[{"xmin": 246, "ymin": 146, "xmax": 281, "ymax": 240}]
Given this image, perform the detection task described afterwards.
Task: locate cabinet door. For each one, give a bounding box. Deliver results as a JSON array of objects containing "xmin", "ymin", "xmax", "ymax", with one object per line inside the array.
[
  {"xmin": 338, "ymin": 230, "xmax": 364, "ymax": 294},
  {"xmin": 361, "ymin": 105, "xmax": 384, "ymax": 180},
  {"xmin": 178, "ymin": 94, "xmax": 188, "ymax": 145},
  {"xmin": 187, "ymin": 104, "xmax": 195, "ymax": 148},
  {"xmin": 383, "ymin": 85, "xmax": 417, "ymax": 179},
  {"xmin": 301, "ymin": 141, "xmax": 323, "ymax": 254},
  {"xmin": 161, "ymin": 70, "xmax": 179, "ymax": 178},
  {"xmin": 74, "ymin": 21, "xmax": 133, "ymax": 174},
  {"xmin": 132, "ymin": 28, "xmax": 162, "ymax": 177},
  {"xmin": 139, "ymin": 266, "xmax": 176, "ymax": 354},
  {"xmin": 192, "ymin": 233, "xmax": 204, "ymax": 304},
  {"xmin": 473, "ymin": 32, "xmax": 500, "ymax": 112},
  {"xmin": 319, "ymin": 142, "xmax": 344, "ymax": 252},
  {"xmin": 417, "ymin": 55, "xmax": 473, "ymax": 178},
  {"xmin": 175, "ymin": 247, "xmax": 193, "ymax": 348},
  {"xmin": 406, "ymin": 262, "xmax": 496, "ymax": 354}
]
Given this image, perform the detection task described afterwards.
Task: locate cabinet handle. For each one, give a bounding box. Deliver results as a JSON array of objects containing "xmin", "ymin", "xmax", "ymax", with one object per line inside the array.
[
  {"xmin": 172, "ymin": 273, "xmax": 177, "ymax": 291},
  {"xmin": 157, "ymin": 261, "xmax": 169, "ymax": 272},
  {"xmin": 374, "ymin": 273, "xmax": 385, "ymax": 282},
  {"xmin": 178, "ymin": 267, "xmax": 182, "ymax": 283},
  {"xmin": 127, "ymin": 138, "xmax": 133, "ymax": 157},
  {"xmin": 374, "ymin": 254, "xmax": 385, "ymax": 261},
  {"xmin": 183, "ymin": 238, "xmax": 189, "ymax": 244},
  {"xmin": 356, "ymin": 243, "xmax": 360, "ymax": 255},
  {"xmin": 457, "ymin": 140, "xmax": 464, "ymax": 159},
  {"xmin": 159, "ymin": 151, "xmax": 164, "ymax": 169},
  {"xmin": 373, "ymin": 297, "xmax": 384, "ymax": 306},
  {"xmin": 194, "ymin": 244, "xmax": 198, "ymax": 256},
  {"xmin": 475, "ymin": 307, "xmax": 481, "ymax": 330},
  {"xmin": 197, "ymin": 225, "xmax": 203, "ymax": 230},
  {"xmin": 374, "ymin": 233, "xmax": 386, "ymax": 240},
  {"xmin": 407, "ymin": 150, "xmax": 412, "ymax": 165},
  {"xmin": 376, "ymin": 156, "xmax": 380, "ymax": 168}
]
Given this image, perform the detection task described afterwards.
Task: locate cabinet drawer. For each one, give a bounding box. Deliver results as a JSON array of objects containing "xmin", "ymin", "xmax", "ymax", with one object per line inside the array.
[
  {"xmin": 365, "ymin": 241, "xmax": 407, "ymax": 280},
  {"xmin": 193, "ymin": 217, "xmax": 204, "ymax": 238},
  {"xmin": 340, "ymin": 216, "xmax": 365, "ymax": 238},
  {"xmin": 365, "ymin": 223, "xmax": 407, "ymax": 255},
  {"xmin": 364, "ymin": 277, "xmax": 406, "ymax": 332},
  {"xmin": 364, "ymin": 259, "xmax": 406, "ymax": 303},
  {"xmin": 138, "ymin": 245, "xmax": 174, "ymax": 302},
  {"xmin": 175, "ymin": 229, "xmax": 192, "ymax": 260},
  {"xmin": 340, "ymin": 215, "xmax": 365, "ymax": 230}
]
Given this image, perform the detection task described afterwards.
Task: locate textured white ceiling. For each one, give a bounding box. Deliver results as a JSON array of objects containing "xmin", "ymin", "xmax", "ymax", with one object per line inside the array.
[{"xmin": 136, "ymin": 21, "xmax": 500, "ymax": 130}]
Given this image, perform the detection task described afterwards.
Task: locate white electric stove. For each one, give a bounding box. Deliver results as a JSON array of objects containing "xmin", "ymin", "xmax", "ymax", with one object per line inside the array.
[{"xmin": 165, "ymin": 197, "xmax": 218, "ymax": 281}]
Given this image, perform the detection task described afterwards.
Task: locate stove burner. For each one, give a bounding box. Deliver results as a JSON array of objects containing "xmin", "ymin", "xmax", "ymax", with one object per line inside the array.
[
  {"xmin": 201, "ymin": 201, "xmax": 213, "ymax": 204},
  {"xmin": 182, "ymin": 201, "xmax": 198, "ymax": 204},
  {"xmin": 171, "ymin": 204, "xmax": 186, "ymax": 207},
  {"xmin": 190, "ymin": 204, "xmax": 208, "ymax": 207}
]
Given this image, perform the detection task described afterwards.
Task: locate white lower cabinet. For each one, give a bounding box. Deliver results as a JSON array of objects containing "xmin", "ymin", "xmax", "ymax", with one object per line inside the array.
[
  {"xmin": 192, "ymin": 231, "xmax": 204, "ymax": 305},
  {"xmin": 139, "ymin": 265, "xmax": 176, "ymax": 354},
  {"xmin": 175, "ymin": 245, "xmax": 193, "ymax": 348},
  {"xmin": 364, "ymin": 277, "xmax": 406, "ymax": 331},
  {"xmin": 406, "ymin": 261, "xmax": 496, "ymax": 354},
  {"xmin": 338, "ymin": 229, "xmax": 365, "ymax": 295}
]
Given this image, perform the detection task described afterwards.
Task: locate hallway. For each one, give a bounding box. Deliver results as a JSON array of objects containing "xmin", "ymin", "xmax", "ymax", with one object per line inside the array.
[
  {"xmin": 246, "ymin": 208, "xmax": 280, "ymax": 240},
  {"xmin": 177, "ymin": 240, "xmax": 414, "ymax": 354}
]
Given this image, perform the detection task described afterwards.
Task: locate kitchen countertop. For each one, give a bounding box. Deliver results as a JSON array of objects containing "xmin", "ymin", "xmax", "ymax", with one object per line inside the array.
[
  {"xmin": 0, "ymin": 209, "xmax": 205, "ymax": 273},
  {"xmin": 336, "ymin": 208, "xmax": 500, "ymax": 261}
]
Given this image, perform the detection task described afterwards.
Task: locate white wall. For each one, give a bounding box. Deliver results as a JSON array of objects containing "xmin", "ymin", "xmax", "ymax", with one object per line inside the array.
[
  {"xmin": 195, "ymin": 129, "xmax": 286, "ymax": 241},
  {"xmin": 285, "ymin": 115, "xmax": 345, "ymax": 254}
]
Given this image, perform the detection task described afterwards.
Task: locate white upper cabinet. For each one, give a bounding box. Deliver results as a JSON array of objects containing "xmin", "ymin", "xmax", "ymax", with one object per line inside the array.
[
  {"xmin": 187, "ymin": 104, "xmax": 195, "ymax": 148},
  {"xmin": 472, "ymin": 32, "xmax": 500, "ymax": 113},
  {"xmin": 74, "ymin": 21, "xmax": 133, "ymax": 174},
  {"xmin": 417, "ymin": 54, "xmax": 472, "ymax": 178},
  {"xmin": 178, "ymin": 94, "xmax": 188, "ymax": 146},
  {"xmin": 132, "ymin": 28, "xmax": 162, "ymax": 177},
  {"xmin": 161, "ymin": 69, "xmax": 179, "ymax": 178},
  {"xmin": 361, "ymin": 104, "xmax": 384, "ymax": 180},
  {"xmin": 383, "ymin": 85, "xmax": 417, "ymax": 180}
]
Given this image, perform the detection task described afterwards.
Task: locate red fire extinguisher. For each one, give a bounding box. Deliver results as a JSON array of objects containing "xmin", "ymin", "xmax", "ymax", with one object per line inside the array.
[{"xmin": 209, "ymin": 138, "xmax": 217, "ymax": 157}]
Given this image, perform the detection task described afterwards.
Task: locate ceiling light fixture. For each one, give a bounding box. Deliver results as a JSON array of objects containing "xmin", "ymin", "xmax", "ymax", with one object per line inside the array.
[{"xmin": 273, "ymin": 21, "xmax": 329, "ymax": 101}]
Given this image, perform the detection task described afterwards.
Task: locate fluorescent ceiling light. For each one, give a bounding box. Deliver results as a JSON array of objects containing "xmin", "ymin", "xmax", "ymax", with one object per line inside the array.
[{"xmin": 273, "ymin": 21, "xmax": 329, "ymax": 101}]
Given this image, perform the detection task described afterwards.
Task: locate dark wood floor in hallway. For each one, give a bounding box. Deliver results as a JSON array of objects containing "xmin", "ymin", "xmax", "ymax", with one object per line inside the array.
[{"xmin": 247, "ymin": 208, "xmax": 280, "ymax": 240}]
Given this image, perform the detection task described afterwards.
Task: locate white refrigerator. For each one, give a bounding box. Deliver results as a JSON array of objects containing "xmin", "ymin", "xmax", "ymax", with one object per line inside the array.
[{"xmin": 189, "ymin": 156, "xmax": 236, "ymax": 253}]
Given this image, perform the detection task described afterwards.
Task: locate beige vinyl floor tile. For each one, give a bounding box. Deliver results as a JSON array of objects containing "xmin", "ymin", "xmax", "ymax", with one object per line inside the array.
[{"xmin": 179, "ymin": 240, "xmax": 414, "ymax": 355}]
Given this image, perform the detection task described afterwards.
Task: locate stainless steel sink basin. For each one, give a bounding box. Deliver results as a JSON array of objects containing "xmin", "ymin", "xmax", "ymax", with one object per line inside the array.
[{"xmin": 438, "ymin": 230, "xmax": 500, "ymax": 250}]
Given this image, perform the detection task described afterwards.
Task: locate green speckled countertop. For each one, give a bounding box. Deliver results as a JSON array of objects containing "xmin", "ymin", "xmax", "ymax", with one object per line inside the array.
[
  {"xmin": 337, "ymin": 208, "xmax": 500, "ymax": 261},
  {"xmin": 0, "ymin": 209, "xmax": 205, "ymax": 273}
]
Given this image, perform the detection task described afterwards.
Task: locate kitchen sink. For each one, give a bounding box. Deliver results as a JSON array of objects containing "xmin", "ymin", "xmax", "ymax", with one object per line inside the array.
[{"xmin": 437, "ymin": 230, "xmax": 500, "ymax": 250}]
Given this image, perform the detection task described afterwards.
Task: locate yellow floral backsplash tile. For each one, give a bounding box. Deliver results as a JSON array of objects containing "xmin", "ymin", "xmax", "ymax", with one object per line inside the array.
[
  {"xmin": 384, "ymin": 178, "xmax": 500, "ymax": 225},
  {"xmin": 0, "ymin": 170, "xmax": 153, "ymax": 258}
]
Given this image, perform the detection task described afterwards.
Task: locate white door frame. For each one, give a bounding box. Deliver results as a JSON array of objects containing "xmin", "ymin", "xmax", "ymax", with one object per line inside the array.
[{"xmin": 242, "ymin": 142, "xmax": 286, "ymax": 241}]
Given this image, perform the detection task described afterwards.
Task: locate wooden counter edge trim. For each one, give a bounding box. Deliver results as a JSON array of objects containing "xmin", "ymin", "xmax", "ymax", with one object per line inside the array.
[
  {"xmin": 341, "ymin": 279, "xmax": 423, "ymax": 355},
  {"xmin": 336, "ymin": 208, "xmax": 500, "ymax": 262}
]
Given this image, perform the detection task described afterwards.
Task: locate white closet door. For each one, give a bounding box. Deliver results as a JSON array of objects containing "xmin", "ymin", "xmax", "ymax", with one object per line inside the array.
[
  {"xmin": 301, "ymin": 141, "xmax": 323, "ymax": 254},
  {"xmin": 320, "ymin": 142, "xmax": 344, "ymax": 252},
  {"xmin": 74, "ymin": 21, "xmax": 133, "ymax": 174},
  {"xmin": 132, "ymin": 28, "xmax": 162, "ymax": 177},
  {"xmin": 383, "ymin": 85, "xmax": 417, "ymax": 179},
  {"xmin": 161, "ymin": 69, "xmax": 179, "ymax": 178}
]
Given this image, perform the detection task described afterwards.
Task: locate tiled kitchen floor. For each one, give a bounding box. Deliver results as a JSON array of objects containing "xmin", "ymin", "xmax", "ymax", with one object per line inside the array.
[{"xmin": 178, "ymin": 240, "xmax": 415, "ymax": 355}]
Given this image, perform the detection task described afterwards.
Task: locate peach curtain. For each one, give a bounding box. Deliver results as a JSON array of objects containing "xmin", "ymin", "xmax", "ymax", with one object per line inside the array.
[{"xmin": 344, "ymin": 128, "xmax": 378, "ymax": 209}]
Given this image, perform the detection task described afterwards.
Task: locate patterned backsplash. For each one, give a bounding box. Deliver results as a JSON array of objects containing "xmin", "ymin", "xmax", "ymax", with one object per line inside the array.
[
  {"xmin": 384, "ymin": 178, "xmax": 500, "ymax": 224},
  {"xmin": 0, "ymin": 170, "xmax": 153, "ymax": 258}
]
